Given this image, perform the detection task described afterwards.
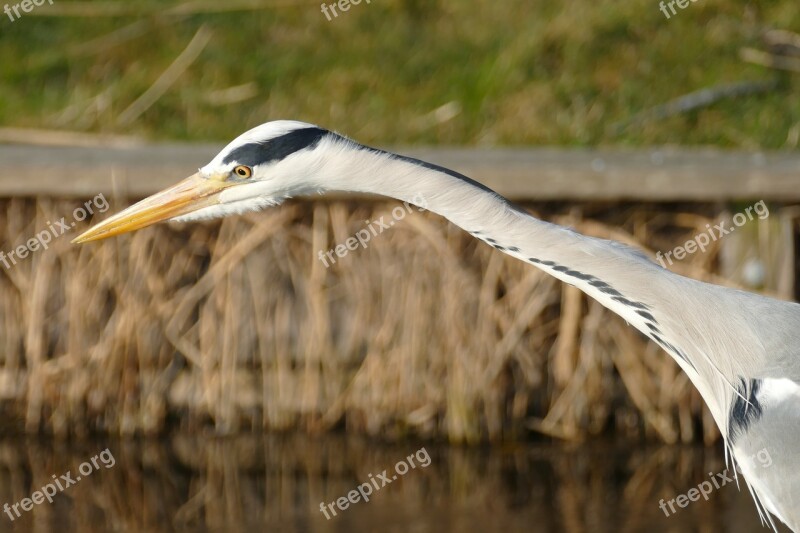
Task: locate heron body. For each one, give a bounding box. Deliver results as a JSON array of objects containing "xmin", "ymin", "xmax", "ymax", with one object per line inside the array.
[{"xmin": 74, "ymin": 120, "xmax": 800, "ymax": 531}]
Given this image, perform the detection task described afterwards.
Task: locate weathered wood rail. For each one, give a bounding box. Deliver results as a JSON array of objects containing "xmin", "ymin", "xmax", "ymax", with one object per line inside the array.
[{"xmin": 1, "ymin": 143, "xmax": 799, "ymax": 200}]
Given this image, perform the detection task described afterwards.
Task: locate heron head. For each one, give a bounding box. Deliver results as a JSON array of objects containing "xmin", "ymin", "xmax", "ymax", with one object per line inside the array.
[{"xmin": 72, "ymin": 120, "xmax": 328, "ymax": 243}]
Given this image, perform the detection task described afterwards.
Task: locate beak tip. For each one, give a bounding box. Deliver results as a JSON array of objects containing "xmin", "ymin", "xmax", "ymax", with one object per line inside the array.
[
  {"xmin": 72, "ymin": 229, "xmax": 104, "ymax": 244},
  {"xmin": 71, "ymin": 232, "xmax": 91, "ymax": 244}
]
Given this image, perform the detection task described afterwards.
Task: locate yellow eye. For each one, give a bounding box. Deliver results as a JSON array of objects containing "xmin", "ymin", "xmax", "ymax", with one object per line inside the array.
[{"xmin": 233, "ymin": 165, "xmax": 252, "ymax": 179}]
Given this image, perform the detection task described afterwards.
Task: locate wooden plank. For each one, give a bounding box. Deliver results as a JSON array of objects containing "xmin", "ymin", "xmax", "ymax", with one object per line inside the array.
[{"xmin": 1, "ymin": 144, "xmax": 799, "ymax": 201}]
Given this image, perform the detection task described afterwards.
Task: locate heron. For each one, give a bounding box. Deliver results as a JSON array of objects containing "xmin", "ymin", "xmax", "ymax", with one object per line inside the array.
[{"xmin": 73, "ymin": 120, "xmax": 800, "ymax": 531}]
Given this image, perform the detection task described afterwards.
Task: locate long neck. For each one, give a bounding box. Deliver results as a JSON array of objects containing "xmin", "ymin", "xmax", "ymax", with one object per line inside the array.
[
  {"xmin": 317, "ymin": 139, "xmax": 673, "ymax": 332},
  {"xmin": 311, "ymin": 137, "xmax": 770, "ymax": 431}
]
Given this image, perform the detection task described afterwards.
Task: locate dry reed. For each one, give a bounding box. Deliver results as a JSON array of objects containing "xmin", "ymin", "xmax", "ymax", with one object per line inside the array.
[{"xmin": 0, "ymin": 197, "xmax": 791, "ymax": 443}]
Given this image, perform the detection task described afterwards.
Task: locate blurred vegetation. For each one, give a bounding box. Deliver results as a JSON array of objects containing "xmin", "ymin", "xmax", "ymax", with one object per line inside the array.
[{"xmin": 0, "ymin": 0, "xmax": 798, "ymax": 147}]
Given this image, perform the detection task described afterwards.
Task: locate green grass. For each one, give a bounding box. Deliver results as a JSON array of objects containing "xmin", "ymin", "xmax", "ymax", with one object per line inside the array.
[{"xmin": 0, "ymin": 0, "xmax": 798, "ymax": 147}]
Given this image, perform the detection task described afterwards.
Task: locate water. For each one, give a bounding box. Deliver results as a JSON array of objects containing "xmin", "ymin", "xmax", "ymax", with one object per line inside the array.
[{"xmin": 0, "ymin": 435, "xmax": 785, "ymax": 532}]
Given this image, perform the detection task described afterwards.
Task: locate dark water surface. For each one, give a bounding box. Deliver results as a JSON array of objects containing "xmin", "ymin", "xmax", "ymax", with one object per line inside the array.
[{"xmin": 0, "ymin": 435, "xmax": 786, "ymax": 532}]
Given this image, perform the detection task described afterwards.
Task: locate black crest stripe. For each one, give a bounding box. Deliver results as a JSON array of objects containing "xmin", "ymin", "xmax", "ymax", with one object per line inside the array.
[{"xmin": 222, "ymin": 127, "xmax": 327, "ymax": 166}]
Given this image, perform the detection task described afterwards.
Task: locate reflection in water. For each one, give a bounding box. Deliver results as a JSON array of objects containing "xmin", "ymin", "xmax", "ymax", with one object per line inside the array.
[{"xmin": 0, "ymin": 435, "xmax": 786, "ymax": 532}]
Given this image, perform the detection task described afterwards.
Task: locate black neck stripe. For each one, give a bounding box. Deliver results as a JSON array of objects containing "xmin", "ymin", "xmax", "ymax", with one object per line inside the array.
[{"xmin": 222, "ymin": 127, "xmax": 327, "ymax": 166}]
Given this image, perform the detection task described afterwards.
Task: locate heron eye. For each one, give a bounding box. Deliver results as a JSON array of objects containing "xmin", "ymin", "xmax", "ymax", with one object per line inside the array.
[{"xmin": 232, "ymin": 165, "xmax": 252, "ymax": 179}]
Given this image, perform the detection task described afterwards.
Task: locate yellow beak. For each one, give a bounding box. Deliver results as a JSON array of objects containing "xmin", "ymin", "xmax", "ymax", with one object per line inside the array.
[{"xmin": 72, "ymin": 173, "xmax": 231, "ymax": 243}]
